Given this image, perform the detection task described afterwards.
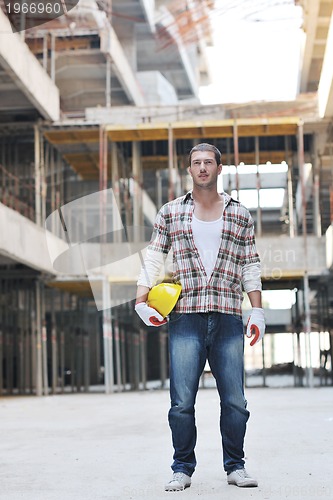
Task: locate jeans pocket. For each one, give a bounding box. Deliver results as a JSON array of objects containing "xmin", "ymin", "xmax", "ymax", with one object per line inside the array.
[
  {"xmin": 231, "ymin": 314, "xmax": 244, "ymax": 324},
  {"xmin": 168, "ymin": 312, "xmax": 184, "ymax": 324}
]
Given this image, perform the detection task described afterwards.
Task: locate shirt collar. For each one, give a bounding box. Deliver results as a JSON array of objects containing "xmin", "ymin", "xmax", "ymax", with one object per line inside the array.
[{"xmin": 183, "ymin": 190, "xmax": 239, "ymax": 208}]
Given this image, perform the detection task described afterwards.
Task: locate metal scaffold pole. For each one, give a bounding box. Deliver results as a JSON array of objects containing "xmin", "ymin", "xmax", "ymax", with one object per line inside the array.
[
  {"xmin": 35, "ymin": 280, "xmax": 43, "ymax": 396},
  {"xmin": 102, "ymin": 279, "xmax": 114, "ymax": 394},
  {"xmin": 41, "ymin": 282, "xmax": 49, "ymax": 395},
  {"xmin": 255, "ymin": 136, "xmax": 262, "ymax": 236},
  {"xmin": 132, "ymin": 140, "xmax": 143, "ymax": 242},
  {"xmin": 51, "ymin": 289, "xmax": 58, "ymax": 394},
  {"xmin": 298, "ymin": 122, "xmax": 314, "ymax": 388},
  {"xmin": 312, "ymin": 134, "xmax": 322, "ymax": 237},
  {"xmin": 34, "ymin": 125, "xmax": 41, "ymax": 227},
  {"xmin": 285, "ymin": 136, "xmax": 295, "ymax": 238},
  {"xmin": 168, "ymin": 125, "xmax": 174, "ymax": 201},
  {"xmin": 233, "ymin": 120, "xmax": 240, "ymax": 200},
  {"xmin": 114, "ymin": 317, "xmax": 123, "ymax": 391}
]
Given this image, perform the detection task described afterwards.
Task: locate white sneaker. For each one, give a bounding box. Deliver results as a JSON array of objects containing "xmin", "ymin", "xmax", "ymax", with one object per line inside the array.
[
  {"xmin": 165, "ymin": 472, "xmax": 191, "ymax": 491},
  {"xmin": 227, "ymin": 468, "xmax": 258, "ymax": 487}
]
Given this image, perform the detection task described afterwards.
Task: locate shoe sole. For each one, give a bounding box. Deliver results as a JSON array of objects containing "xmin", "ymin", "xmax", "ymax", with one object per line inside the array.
[
  {"xmin": 228, "ymin": 480, "xmax": 258, "ymax": 488},
  {"xmin": 165, "ymin": 483, "xmax": 191, "ymax": 492}
]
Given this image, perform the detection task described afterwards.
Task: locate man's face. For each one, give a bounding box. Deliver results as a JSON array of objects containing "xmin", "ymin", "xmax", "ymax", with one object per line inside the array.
[{"xmin": 188, "ymin": 151, "xmax": 222, "ymax": 189}]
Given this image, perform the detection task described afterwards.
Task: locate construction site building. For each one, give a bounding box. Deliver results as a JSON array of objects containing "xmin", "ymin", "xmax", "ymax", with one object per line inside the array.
[{"xmin": 0, "ymin": 0, "xmax": 332, "ymax": 396}]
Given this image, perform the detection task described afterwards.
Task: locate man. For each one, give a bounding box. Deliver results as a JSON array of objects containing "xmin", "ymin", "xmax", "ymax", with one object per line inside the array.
[{"xmin": 135, "ymin": 143, "xmax": 265, "ymax": 492}]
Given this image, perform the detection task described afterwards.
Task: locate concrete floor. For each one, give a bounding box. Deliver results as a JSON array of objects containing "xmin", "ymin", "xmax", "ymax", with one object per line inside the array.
[{"xmin": 0, "ymin": 386, "xmax": 332, "ymax": 500}]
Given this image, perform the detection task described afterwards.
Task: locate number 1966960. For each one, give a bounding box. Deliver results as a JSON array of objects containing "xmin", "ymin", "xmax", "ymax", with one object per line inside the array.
[{"xmin": 6, "ymin": 2, "xmax": 62, "ymax": 14}]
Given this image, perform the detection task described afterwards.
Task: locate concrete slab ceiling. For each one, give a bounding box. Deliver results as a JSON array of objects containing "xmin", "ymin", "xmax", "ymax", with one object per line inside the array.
[{"xmin": 0, "ymin": 10, "xmax": 60, "ymax": 122}]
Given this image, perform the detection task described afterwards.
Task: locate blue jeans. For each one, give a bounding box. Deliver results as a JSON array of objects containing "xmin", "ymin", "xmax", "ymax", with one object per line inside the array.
[{"xmin": 168, "ymin": 312, "xmax": 249, "ymax": 476}]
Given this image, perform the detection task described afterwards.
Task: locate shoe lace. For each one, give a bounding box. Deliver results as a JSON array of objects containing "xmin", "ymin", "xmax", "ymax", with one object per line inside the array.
[
  {"xmin": 173, "ymin": 472, "xmax": 186, "ymax": 482},
  {"xmin": 236, "ymin": 469, "xmax": 250, "ymax": 478}
]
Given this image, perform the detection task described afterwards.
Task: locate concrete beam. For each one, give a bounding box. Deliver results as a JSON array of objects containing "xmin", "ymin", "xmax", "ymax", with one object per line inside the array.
[
  {"xmin": 0, "ymin": 202, "xmax": 65, "ymax": 275},
  {"xmin": 100, "ymin": 25, "xmax": 145, "ymax": 106},
  {"xmin": 0, "ymin": 10, "xmax": 60, "ymax": 121},
  {"xmin": 300, "ymin": 0, "xmax": 320, "ymax": 92},
  {"xmin": 318, "ymin": 8, "xmax": 333, "ymax": 117},
  {"xmin": 256, "ymin": 235, "xmax": 326, "ymax": 279},
  {"xmin": 139, "ymin": 0, "xmax": 156, "ymax": 33},
  {"xmin": 155, "ymin": 5, "xmax": 198, "ymax": 97}
]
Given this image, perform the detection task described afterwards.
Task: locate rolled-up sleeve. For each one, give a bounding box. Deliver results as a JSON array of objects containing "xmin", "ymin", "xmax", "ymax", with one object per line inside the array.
[
  {"xmin": 242, "ymin": 217, "xmax": 262, "ymax": 292},
  {"xmin": 137, "ymin": 209, "xmax": 171, "ymax": 288},
  {"xmin": 148, "ymin": 209, "xmax": 171, "ymax": 255}
]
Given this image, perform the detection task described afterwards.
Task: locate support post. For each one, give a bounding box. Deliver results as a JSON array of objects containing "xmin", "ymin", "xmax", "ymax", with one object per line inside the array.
[
  {"xmin": 43, "ymin": 34, "xmax": 48, "ymax": 71},
  {"xmin": 106, "ymin": 56, "xmax": 111, "ymax": 107},
  {"xmin": 51, "ymin": 289, "xmax": 57, "ymax": 394},
  {"xmin": 233, "ymin": 120, "xmax": 240, "ymax": 199},
  {"xmin": 34, "ymin": 125, "xmax": 41, "ymax": 226},
  {"xmin": 298, "ymin": 122, "xmax": 314, "ymax": 388},
  {"xmin": 132, "ymin": 141, "xmax": 143, "ymax": 242},
  {"xmin": 111, "ymin": 142, "xmax": 121, "ymax": 243},
  {"xmin": 312, "ymin": 134, "xmax": 322, "ymax": 236},
  {"xmin": 156, "ymin": 169, "xmax": 162, "ymax": 208},
  {"xmin": 139, "ymin": 328, "xmax": 147, "ymax": 390},
  {"xmin": 285, "ymin": 136, "xmax": 295, "ymax": 237},
  {"xmin": 114, "ymin": 317, "xmax": 123, "ymax": 391},
  {"xmin": 168, "ymin": 125, "xmax": 174, "ymax": 201},
  {"xmin": 102, "ymin": 279, "xmax": 114, "ymax": 394},
  {"xmin": 35, "ymin": 280, "xmax": 43, "ymax": 396},
  {"xmin": 255, "ymin": 136, "xmax": 262, "ymax": 236},
  {"xmin": 41, "ymin": 282, "xmax": 49, "ymax": 395},
  {"xmin": 50, "ymin": 33, "xmax": 56, "ymax": 82}
]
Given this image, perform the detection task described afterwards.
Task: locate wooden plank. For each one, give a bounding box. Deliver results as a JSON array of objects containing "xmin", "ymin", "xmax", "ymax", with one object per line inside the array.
[{"xmin": 44, "ymin": 118, "xmax": 300, "ymax": 146}]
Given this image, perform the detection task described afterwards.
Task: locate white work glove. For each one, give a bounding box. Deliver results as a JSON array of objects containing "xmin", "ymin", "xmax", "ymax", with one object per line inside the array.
[
  {"xmin": 135, "ymin": 302, "xmax": 167, "ymax": 327},
  {"xmin": 246, "ymin": 307, "xmax": 265, "ymax": 346}
]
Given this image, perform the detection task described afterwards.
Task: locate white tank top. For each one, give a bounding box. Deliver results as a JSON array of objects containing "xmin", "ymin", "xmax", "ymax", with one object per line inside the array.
[{"xmin": 192, "ymin": 213, "xmax": 223, "ymax": 280}]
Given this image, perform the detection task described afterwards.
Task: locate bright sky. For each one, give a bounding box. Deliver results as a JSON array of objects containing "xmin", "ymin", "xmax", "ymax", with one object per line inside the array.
[{"xmin": 200, "ymin": 0, "xmax": 304, "ymax": 104}]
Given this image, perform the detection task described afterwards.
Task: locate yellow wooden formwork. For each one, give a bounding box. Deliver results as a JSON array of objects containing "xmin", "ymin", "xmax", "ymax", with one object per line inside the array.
[{"xmin": 44, "ymin": 117, "xmax": 300, "ymax": 180}]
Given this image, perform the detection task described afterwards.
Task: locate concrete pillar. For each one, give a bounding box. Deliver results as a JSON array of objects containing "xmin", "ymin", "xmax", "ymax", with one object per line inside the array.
[
  {"xmin": 312, "ymin": 134, "xmax": 322, "ymax": 236},
  {"xmin": 233, "ymin": 120, "xmax": 239, "ymax": 199},
  {"xmin": 41, "ymin": 282, "xmax": 49, "ymax": 395},
  {"xmin": 120, "ymin": 326, "xmax": 127, "ymax": 389},
  {"xmin": 111, "ymin": 142, "xmax": 121, "ymax": 243},
  {"xmin": 40, "ymin": 134, "xmax": 46, "ymax": 227},
  {"xmin": 168, "ymin": 126, "xmax": 174, "ymax": 201},
  {"xmin": 303, "ymin": 274, "xmax": 314, "ymax": 388},
  {"xmin": 132, "ymin": 141, "xmax": 143, "ymax": 242},
  {"xmin": 159, "ymin": 330, "xmax": 167, "ymax": 388},
  {"xmin": 34, "ymin": 125, "xmax": 41, "ymax": 226},
  {"xmin": 285, "ymin": 136, "xmax": 295, "ymax": 237},
  {"xmin": 106, "ymin": 56, "xmax": 111, "ymax": 107},
  {"xmin": 35, "ymin": 280, "xmax": 43, "ymax": 396},
  {"xmin": 102, "ymin": 279, "xmax": 114, "ymax": 394},
  {"xmin": 82, "ymin": 301, "xmax": 90, "ymax": 393},
  {"xmin": 139, "ymin": 328, "xmax": 147, "ymax": 390},
  {"xmin": 156, "ymin": 169, "xmax": 162, "ymax": 208},
  {"xmin": 43, "ymin": 34, "xmax": 48, "ymax": 71},
  {"xmin": 298, "ymin": 122, "xmax": 314, "ymax": 388},
  {"xmin": 287, "ymin": 165, "xmax": 295, "ymax": 238},
  {"xmin": 51, "ymin": 289, "xmax": 58, "ymax": 394},
  {"xmin": 50, "ymin": 33, "xmax": 56, "ymax": 82},
  {"xmin": 59, "ymin": 293, "xmax": 65, "ymax": 393},
  {"xmin": 114, "ymin": 317, "xmax": 123, "ymax": 391}
]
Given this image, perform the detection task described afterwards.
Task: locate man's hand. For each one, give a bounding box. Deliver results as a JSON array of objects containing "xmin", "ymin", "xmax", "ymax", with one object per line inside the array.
[
  {"xmin": 135, "ymin": 302, "xmax": 167, "ymax": 327},
  {"xmin": 246, "ymin": 307, "xmax": 265, "ymax": 346}
]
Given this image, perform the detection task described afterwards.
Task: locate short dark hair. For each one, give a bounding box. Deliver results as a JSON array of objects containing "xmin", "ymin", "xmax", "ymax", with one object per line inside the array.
[{"xmin": 188, "ymin": 143, "xmax": 222, "ymax": 166}]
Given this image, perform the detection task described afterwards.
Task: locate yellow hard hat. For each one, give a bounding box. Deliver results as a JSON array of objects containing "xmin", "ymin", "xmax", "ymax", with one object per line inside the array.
[{"xmin": 147, "ymin": 282, "xmax": 182, "ymax": 318}]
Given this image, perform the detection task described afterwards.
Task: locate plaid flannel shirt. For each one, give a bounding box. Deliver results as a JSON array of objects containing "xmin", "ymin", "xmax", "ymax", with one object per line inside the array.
[{"xmin": 143, "ymin": 191, "xmax": 261, "ymax": 316}]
